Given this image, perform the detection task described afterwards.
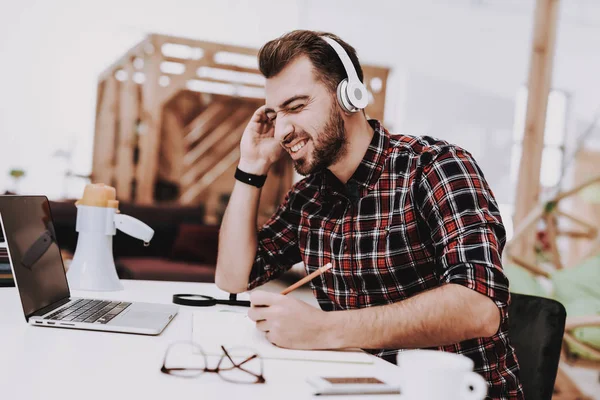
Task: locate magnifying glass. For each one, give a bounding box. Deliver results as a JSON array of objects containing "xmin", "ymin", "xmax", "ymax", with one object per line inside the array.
[{"xmin": 172, "ymin": 293, "xmax": 251, "ymax": 307}]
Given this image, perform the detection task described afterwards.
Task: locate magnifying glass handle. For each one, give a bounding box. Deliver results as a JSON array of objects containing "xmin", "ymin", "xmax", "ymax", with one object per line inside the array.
[
  {"xmin": 222, "ymin": 300, "xmax": 251, "ymax": 307},
  {"xmin": 227, "ymin": 293, "xmax": 251, "ymax": 307}
]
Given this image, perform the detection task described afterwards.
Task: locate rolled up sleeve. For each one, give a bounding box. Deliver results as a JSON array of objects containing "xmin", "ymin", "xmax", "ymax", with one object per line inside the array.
[
  {"xmin": 414, "ymin": 147, "xmax": 510, "ymax": 323},
  {"xmin": 247, "ymin": 189, "xmax": 302, "ymax": 290}
]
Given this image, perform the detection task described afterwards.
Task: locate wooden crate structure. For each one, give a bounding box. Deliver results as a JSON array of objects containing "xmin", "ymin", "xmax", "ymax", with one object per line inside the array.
[{"xmin": 92, "ymin": 33, "xmax": 390, "ymax": 222}]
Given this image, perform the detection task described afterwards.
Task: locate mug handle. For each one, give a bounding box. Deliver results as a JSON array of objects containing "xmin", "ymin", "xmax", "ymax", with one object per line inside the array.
[{"xmin": 462, "ymin": 372, "xmax": 488, "ymax": 400}]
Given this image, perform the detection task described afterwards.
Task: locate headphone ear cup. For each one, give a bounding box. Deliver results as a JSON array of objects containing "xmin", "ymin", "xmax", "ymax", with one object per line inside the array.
[
  {"xmin": 336, "ymin": 79, "xmax": 358, "ymax": 113},
  {"xmin": 346, "ymin": 81, "xmax": 369, "ymax": 110}
]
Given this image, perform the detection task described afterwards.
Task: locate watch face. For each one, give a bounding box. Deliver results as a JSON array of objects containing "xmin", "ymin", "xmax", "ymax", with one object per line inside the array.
[{"xmin": 324, "ymin": 377, "xmax": 384, "ymax": 385}]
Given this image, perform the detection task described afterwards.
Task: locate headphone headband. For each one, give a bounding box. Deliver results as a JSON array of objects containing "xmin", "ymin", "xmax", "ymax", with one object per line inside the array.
[
  {"xmin": 321, "ymin": 36, "xmax": 361, "ymax": 84},
  {"xmin": 320, "ymin": 36, "xmax": 369, "ymax": 112}
]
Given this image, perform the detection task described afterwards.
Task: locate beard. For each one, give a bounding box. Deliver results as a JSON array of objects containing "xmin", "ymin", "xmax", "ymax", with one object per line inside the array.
[{"xmin": 292, "ymin": 106, "xmax": 348, "ymax": 176}]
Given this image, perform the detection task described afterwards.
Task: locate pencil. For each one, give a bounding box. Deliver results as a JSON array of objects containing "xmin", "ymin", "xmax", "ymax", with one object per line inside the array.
[{"xmin": 280, "ymin": 262, "xmax": 333, "ymax": 295}]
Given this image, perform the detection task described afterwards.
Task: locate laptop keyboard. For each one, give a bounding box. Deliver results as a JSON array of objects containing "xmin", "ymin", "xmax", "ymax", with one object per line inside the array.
[{"xmin": 44, "ymin": 299, "xmax": 132, "ymax": 324}]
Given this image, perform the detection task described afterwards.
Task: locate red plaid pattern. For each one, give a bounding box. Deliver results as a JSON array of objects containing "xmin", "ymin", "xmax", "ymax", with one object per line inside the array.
[{"xmin": 249, "ymin": 120, "xmax": 523, "ymax": 399}]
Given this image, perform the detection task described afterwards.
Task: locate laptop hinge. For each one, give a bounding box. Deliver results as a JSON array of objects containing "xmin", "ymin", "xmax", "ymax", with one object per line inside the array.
[{"xmin": 29, "ymin": 297, "xmax": 71, "ymax": 320}]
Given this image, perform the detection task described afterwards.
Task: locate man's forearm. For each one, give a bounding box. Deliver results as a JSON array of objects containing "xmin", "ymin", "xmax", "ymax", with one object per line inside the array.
[
  {"xmin": 215, "ymin": 178, "xmax": 262, "ymax": 293},
  {"xmin": 327, "ymin": 284, "xmax": 501, "ymax": 349}
]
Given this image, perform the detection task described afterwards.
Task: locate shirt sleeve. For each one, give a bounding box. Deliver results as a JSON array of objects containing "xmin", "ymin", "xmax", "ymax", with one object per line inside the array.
[
  {"xmin": 414, "ymin": 147, "xmax": 510, "ymax": 327},
  {"xmin": 247, "ymin": 188, "xmax": 303, "ymax": 290}
]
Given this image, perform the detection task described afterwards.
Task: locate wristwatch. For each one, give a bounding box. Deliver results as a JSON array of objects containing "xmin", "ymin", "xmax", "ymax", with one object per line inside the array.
[{"xmin": 235, "ymin": 167, "xmax": 267, "ymax": 188}]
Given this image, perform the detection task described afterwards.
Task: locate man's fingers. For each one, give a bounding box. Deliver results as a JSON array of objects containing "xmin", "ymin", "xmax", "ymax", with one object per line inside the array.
[
  {"xmin": 259, "ymin": 120, "xmax": 274, "ymax": 136},
  {"xmin": 250, "ymin": 105, "xmax": 267, "ymax": 122},
  {"xmin": 265, "ymin": 331, "xmax": 283, "ymax": 348},
  {"xmin": 247, "ymin": 305, "xmax": 268, "ymax": 322},
  {"xmin": 250, "ymin": 290, "xmax": 284, "ymax": 307},
  {"xmin": 248, "ymin": 106, "xmax": 274, "ymax": 138},
  {"xmin": 255, "ymin": 319, "xmax": 270, "ymax": 332}
]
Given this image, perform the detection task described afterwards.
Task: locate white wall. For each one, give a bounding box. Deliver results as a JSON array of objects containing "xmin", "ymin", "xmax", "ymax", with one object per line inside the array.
[{"xmin": 0, "ymin": 0, "xmax": 599, "ymax": 200}]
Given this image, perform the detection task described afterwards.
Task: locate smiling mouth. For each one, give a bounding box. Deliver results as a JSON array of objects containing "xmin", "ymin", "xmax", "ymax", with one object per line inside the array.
[{"xmin": 288, "ymin": 139, "xmax": 308, "ymax": 154}]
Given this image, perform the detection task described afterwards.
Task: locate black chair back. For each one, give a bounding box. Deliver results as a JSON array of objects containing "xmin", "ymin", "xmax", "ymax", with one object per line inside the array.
[{"xmin": 508, "ymin": 293, "xmax": 566, "ymax": 400}]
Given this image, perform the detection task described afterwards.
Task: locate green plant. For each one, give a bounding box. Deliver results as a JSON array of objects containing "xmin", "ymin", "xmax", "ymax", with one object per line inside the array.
[
  {"xmin": 8, "ymin": 168, "xmax": 26, "ymax": 193},
  {"xmin": 9, "ymin": 169, "xmax": 25, "ymax": 179}
]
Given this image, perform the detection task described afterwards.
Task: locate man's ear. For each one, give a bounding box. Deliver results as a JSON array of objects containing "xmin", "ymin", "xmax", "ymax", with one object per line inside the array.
[{"xmin": 332, "ymin": 96, "xmax": 353, "ymax": 117}]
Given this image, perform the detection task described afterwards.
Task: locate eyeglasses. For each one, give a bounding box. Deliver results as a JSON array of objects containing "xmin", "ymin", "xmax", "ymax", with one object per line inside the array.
[{"xmin": 160, "ymin": 341, "xmax": 266, "ymax": 384}]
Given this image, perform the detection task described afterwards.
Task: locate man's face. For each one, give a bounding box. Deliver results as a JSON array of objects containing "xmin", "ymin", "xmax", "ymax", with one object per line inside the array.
[{"xmin": 264, "ymin": 56, "xmax": 347, "ymax": 175}]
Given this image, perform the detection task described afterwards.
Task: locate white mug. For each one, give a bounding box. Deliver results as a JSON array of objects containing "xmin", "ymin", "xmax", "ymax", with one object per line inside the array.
[{"xmin": 396, "ymin": 349, "xmax": 488, "ymax": 400}]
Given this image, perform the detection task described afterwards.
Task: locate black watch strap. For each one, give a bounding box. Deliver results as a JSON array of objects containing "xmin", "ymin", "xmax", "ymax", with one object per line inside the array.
[{"xmin": 235, "ymin": 167, "xmax": 267, "ymax": 188}]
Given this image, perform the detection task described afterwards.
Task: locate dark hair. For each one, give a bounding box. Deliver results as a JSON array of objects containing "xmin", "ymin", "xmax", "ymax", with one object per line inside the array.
[{"xmin": 258, "ymin": 30, "xmax": 364, "ymax": 95}]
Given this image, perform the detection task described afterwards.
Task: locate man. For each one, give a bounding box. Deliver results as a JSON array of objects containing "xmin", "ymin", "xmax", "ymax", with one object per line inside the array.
[{"xmin": 215, "ymin": 30, "xmax": 523, "ymax": 399}]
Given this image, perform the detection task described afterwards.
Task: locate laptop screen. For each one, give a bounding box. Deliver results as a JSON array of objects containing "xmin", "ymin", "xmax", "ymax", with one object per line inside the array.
[{"xmin": 0, "ymin": 196, "xmax": 70, "ymax": 319}]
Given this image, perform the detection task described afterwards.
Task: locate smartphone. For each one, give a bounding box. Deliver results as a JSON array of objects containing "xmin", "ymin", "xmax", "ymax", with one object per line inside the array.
[{"xmin": 306, "ymin": 376, "xmax": 401, "ymax": 396}]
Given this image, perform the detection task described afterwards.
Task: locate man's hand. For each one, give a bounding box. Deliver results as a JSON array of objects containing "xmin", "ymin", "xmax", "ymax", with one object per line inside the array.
[
  {"xmin": 238, "ymin": 106, "xmax": 284, "ymax": 175},
  {"xmin": 248, "ymin": 290, "xmax": 335, "ymax": 350}
]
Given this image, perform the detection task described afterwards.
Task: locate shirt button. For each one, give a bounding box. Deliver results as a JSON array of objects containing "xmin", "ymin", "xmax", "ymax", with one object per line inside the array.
[{"xmin": 343, "ymin": 243, "xmax": 348, "ymax": 251}]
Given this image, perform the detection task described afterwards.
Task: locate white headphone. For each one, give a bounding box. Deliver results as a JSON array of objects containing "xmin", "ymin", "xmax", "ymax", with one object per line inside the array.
[{"xmin": 321, "ymin": 36, "xmax": 369, "ymax": 113}]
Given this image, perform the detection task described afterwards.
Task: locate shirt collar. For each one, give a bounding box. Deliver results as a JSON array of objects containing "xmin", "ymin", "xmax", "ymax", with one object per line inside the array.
[
  {"xmin": 349, "ymin": 119, "xmax": 390, "ymax": 190},
  {"xmin": 318, "ymin": 119, "xmax": 390, "ymax": 197}
]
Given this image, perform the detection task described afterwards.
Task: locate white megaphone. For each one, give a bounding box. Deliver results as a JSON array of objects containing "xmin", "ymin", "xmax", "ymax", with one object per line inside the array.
[{"xmin": 66, "ymin": 183, "xmax": 154, "ymax": 291}]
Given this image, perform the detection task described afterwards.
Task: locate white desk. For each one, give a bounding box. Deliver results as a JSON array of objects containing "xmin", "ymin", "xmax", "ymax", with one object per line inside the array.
[{"xmin": 0, "ymin": 280, "xmax": 402, "ymax": 400}]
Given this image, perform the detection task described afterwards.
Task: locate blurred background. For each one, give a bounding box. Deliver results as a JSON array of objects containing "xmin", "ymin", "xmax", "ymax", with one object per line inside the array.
[
  {"xmin": 1, "ymin": 0, "xmax": 599, "ymax": 232},
  {"xmin": 1, "ymin": 0, "xmax": 599, "ymax": 398}
]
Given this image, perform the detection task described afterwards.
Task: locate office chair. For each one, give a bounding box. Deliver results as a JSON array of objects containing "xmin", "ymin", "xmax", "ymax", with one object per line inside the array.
[{"xmin": 508, "ymin": 293, "xmax": 567, "ymax": 400}]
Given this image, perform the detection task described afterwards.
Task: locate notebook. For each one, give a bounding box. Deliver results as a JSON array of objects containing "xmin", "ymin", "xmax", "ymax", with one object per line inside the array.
[{"xmin": 192, "ymin": 309, "xmax": 374, "ymax": 364}]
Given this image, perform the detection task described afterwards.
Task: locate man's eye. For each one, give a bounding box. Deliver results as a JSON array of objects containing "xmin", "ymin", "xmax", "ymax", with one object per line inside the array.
[{"xmin": 290, "ymin": 104, "xmax": 304, "ymax": 112}]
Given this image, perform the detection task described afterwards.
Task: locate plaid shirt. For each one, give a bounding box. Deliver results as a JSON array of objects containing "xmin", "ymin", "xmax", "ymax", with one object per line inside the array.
[{"xmin": 248, "ymin": 120, "xmax": 523, "ymax": 399}]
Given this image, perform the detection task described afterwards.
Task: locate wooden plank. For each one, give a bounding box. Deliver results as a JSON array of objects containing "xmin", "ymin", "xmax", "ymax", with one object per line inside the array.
[
  {"xmin": 182, "ymin": 128, "xmax": 246, "ymax": 206},
  {"xmin": 181, "ymin": 113, "xmax": 250, "ymax": 186},
  {"xmin": 158, "ymin": 109, "xmax": 185, "ymax": 182},
  {"xmin": 557, "ymin": 230, "xmax": 596, "ymax": 239},
  {"xmin": 159, "ymin": 64, "xmax": 199, "ymax": 106},
  {"xmin": 555, "ymin": 174, "xmax": 600, "ymax": 203},
  {"xmin": 184, "ymin": 101, "xmax": 230, "ymax": 145},
  {"xmin": 505, "ymin": 202, "xmax": 546, "ymax": 263},
  {"xmin": 512, "ymin": 0, "xmax": 560, "ymax": 264},
  {"xmin": 565, "ymin": 315, "xmax": 600, "ymax": 331},
  {"xmin": 160, "ymin": 73, "xmax": 265, "ymax": 89},
  {"xmin": 135, "ymin": 37, "xmax": 163, "ymax": 204},
  {"xmin": 159, "ymin": 57, "xmax": 263, "ymax": 106},
  {"xmin": 507, "ymin": 253, "xmax": 552, "ymax": 278},
  {"xmin": 92, "ymin": 76, "xmax": 119, "ymax": 186},
  {"xmin": 182, "ymin": 107, "xmax": 250, "ymax": 171},
  {"xmin": 162, "ymin": 56, "xmax": 260, "ymax": 74},
  {"xmin": 98, "ymin": 38, "xmax": 149, "ymax": 82},
  {"xmin": 556, "ymin": 210, "xmax": 598, "ymax": 236},
  {"xmin": 91, "ymin": 79, "xmax": 106, "ymax": 183},
  {"xmin": 180, "ymin": 148, "xmax": 241, "ymax": 204},
  {"xmin": 363, "ymin": 65, "xmax": 390, "ymax": 123},
  {"xmin": 152, "ymin": 33, "xmax": 258, "ymax": 57},
  {"xmin": 115, "ymin": 59, "xmax": 138, "ymax": 201},
  {"xmin": 545, "ymin": 213, "xmax": 564, "ymax": 269}
]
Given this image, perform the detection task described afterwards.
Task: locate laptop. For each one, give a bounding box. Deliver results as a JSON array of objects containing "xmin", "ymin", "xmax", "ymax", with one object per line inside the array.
[{"xmin": 0, "ymin": 195, "xmax": 178, "ymax": 335}]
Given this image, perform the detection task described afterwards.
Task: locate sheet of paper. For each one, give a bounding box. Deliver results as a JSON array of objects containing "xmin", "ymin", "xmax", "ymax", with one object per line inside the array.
[{"xmin": 192, "ymin": 310, "xmax": 374, "ymax": 364}]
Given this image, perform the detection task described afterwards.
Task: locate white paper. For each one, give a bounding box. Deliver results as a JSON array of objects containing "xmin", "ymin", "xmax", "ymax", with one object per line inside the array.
[{"xmin": 192, "ymin": 310, "xmax": 374, "ymax": 364}]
